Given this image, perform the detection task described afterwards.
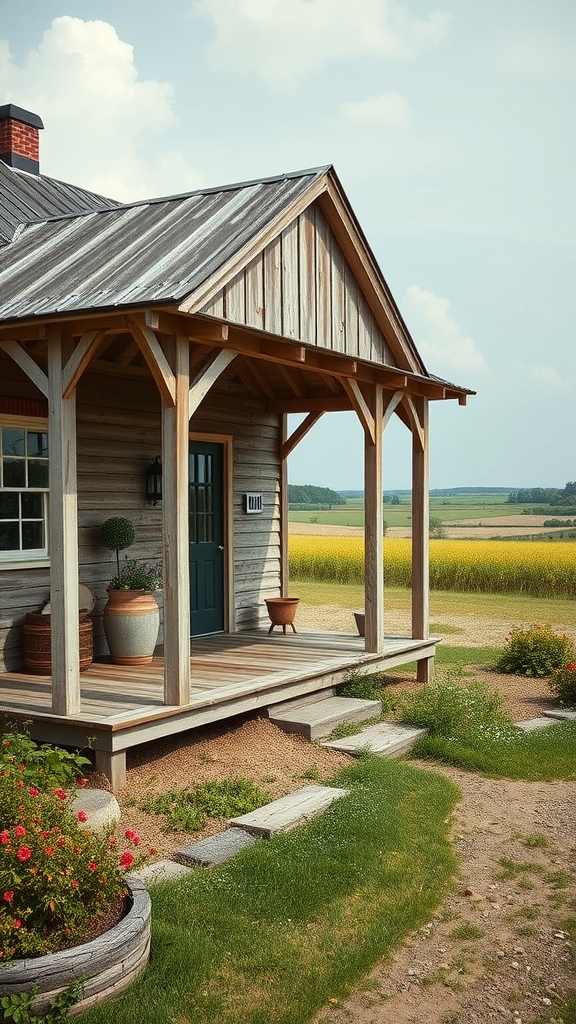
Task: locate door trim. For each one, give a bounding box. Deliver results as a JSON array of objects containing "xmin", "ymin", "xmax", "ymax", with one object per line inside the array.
[{"xmin": 189, "ymin": 432, "xmax": 234, "ymax": 632}]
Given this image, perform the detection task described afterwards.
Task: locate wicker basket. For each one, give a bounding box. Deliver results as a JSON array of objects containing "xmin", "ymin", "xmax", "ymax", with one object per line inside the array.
[{"xmin": 23, "ymin": 613, "xmax": 94, "ymax": 675}]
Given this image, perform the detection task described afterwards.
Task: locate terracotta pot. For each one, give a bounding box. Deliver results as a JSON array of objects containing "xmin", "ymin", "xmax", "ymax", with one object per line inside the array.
[
  {"xmin": 103, "ymin": 590, "xmax": 160, "ymax": 665},
  {"xmin": 354, "ymin": 611, "xmax": 365, "ymax": 637},
  {"xmin": 265, "ymin": 597, "xmax": 299, "ymax": 634},
  {"xmin": 0, "ymin": 877, "xmax": 150, "ymax": 1017}
]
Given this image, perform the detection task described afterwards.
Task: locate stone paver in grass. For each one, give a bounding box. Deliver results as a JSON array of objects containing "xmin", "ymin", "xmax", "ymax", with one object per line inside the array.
[
  {"xmin": 136, "ymin": 859, "xmax": 193, "ymax": 885},
  {"xmin": 542, "ymin": 709, "xmax": 576, "ymax": 721},
  {"xmin": 229, "ymin": 784, "xmax": 349, "ymax": 838},
  {"xmin": 322, "ymin": 721, "xmax": 426, "ymax": 757},
  {"xmin": 516, "ymin": 718, "xmax": 554, "ymax": 732},
  {"xmin": 173, "ymin": 827, "xmax": 260, "ymax": 867}
]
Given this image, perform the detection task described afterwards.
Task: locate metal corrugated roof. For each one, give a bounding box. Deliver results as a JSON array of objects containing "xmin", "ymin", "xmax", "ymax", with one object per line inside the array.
[
  {"xmin": 0, "ymin": 160, "xmax": 120, "ymax": 245},
  {"xmin": 0, "ymin": 167, "xmax": 327, "ymax": 322}
]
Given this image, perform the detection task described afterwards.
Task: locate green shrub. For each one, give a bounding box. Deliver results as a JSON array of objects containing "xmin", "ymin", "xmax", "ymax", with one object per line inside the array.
[
  {"xmin": 397, "ymin": 671, "xmax": 516, "ymax": 743},
  {"xmin": 0, "ymin": 724, "xmax": 91, "ymax": 790},
  {"xmin": 495, "ymin": 624, "xmax": 576, "ymax": 677},
  {"xmin": 140, "ymin": 778, "xmax": 270, "ymax": 832},
  {"xmin": 549, "ymin": 661, "xmax": 576, "ymax": 708}
]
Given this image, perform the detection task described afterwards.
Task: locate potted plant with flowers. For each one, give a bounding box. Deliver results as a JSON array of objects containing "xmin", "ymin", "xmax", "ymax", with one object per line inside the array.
[
  {"xmin": 103, "ymin": 559, "xmax": 163, "ymax": 666},
  {"xmin": 0, "ymin": 727, "xmax": 151, "ymax": 1016}
]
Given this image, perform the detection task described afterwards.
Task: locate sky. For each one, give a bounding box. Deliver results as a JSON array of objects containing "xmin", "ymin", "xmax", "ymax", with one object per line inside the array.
[{"xmin": 1, "ymin": 0, "xmax": 574, "ymax": 491}]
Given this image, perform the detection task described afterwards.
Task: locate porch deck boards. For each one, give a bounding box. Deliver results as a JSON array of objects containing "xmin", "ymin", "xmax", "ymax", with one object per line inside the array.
[{"xmin": 0, "ymin": 630, "xmax": 429, "ymax": 726}]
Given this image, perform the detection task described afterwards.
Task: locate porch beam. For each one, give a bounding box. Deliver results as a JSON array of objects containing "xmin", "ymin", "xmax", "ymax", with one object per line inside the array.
[
  {"xmin": 0, "ymin": 339, "xmax": 49, "ymax": 397},
  {"xmin": 189, "ymin": 348, "xmax": 239, "ymax": 417},
  {"xmin": 342, "ymin": 379, "xmax": 375, "ymax": 445},
  {"xmin": 363, "ymin": 384, "xmax": 384, "ymax": 653},
  {"xmin": 411, "ymin": 397, "xmax": 431, "ymax": 681},
  {"xmin": 261, "ymin": 340, "xmax": 306, "ymax": 363},
  {"xmin": 125, "ymin": 317, "xmax": 177, "ymax": 406},
  {"xmin": 282, "ymin": 412, "xmax": 324, "ymax": 459},
  {"xmin": 162, "ymin": 333, "xmax": 191, "ymax": 706},
  {"xmin": 47, "ymin": 326, "xmax": 81, "ymax": 715},
  {"xmin": 62, "ymin": 329, "xmax": 106, "ymax": 399}
]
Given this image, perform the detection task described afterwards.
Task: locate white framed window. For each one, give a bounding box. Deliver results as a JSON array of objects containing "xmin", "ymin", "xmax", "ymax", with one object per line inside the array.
[{"xmin": 0, "ymin": 415, "xmax": 49, "ymax": 564}]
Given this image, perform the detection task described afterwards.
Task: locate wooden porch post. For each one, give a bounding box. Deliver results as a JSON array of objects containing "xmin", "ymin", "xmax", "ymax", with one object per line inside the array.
[
  {"xmin": 411, "ymin": 397, "xmax": 432, "ymax": 682},
  {"xmin": 280, "ymin": 414, "xmax": 289, "ymax": 596},
  {"xmin": 161, "ymin": 333, "xmax": 191, "ymax": 706},
  {"xmin": 364, "ymin": 385, "xmax": 384, "ymax": 653},
  {"xmin": 47, "ymin": 326, "xmax": 80, "ymax": 715}
]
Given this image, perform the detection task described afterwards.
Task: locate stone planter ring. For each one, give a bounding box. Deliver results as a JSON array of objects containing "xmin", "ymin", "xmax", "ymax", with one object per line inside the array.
[{"xmin": 0, "ymin": 876, "xmax": 151, "ymax": 1016}]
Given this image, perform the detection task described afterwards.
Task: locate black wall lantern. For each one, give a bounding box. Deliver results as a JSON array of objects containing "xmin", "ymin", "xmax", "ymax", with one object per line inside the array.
[{"xmin": 145, "ymin": 456, "xmax": 162, "ymax": 506}]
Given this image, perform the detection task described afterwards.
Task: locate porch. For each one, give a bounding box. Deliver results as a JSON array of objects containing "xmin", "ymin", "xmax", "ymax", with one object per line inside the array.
[{"xmin": 0, "ymin": 629, "xmax": 437, "ymax": 790}]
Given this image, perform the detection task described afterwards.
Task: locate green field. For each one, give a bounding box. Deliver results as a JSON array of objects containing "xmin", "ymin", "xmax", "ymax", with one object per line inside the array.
[{"xmin": 288, "ymin": 493, "xmax": 523, "ymax": 529}]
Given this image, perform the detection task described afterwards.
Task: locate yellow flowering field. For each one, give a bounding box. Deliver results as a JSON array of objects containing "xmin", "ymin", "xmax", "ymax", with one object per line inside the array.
[{"xmin": 288, "ymin": 536, "xmax": 576, "ymax": 599}]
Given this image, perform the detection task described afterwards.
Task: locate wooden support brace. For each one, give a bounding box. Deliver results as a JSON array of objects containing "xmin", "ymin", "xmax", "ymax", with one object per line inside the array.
[
  {"xmin": 62, "ymin": 329, "xmax": 106, "ymax": 398},
  {"xmin": 0, "ymin": 339, "xmax": 49, "ymax": 396},
  {"xmin": 189, "ymin": 349, "xmax": 239, "ymax": 417},
  {"xmin": 383, "ymin": 390, "xmax": 404, "ymax": 430},
  {"xmin": 282, "ymin": 412, "xmax": 324, "ymax": 459},
  {"xmin": 405, "ymin": 396, "xmax": 425, "ymax": 451},
  {"xmin": 343, "ymin": 378, "xmax": 375, "ymax": 444},
  {"xmin": 125, "ymin": 317, "xmax": 177, "ymax": 406}
]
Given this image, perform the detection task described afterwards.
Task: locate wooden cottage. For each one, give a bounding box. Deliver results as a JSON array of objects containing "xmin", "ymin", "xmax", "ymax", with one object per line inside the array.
[{"xmin": 0, "ymin": 104, "xmax": 473, "ymax": 788}]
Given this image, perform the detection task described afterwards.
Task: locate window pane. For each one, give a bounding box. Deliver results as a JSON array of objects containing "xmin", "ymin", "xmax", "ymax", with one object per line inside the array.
[
  {"xmin": 22, "ymin": 521, "xmax": 44, "ymax": 550},
  {"xmin": 198, "ymin": 455, "xmax": 206, "ymax": 484},
  {"xmin": 0, "ymin": 493, "xmax": 19, "ymax": 519},
  {"xmin": 27, "ymin": 432, "xmax": 49, "ymax": 457},
  {"xmin": 0, "ymin": 522, "xmax": 19, "ymax": 551},
  {"xmin": 27, "ymin": 461, "xmax": 49, "ymax": 487},
  {"xmin": 206, "ymin": 455, "xmax": 213, "ymax": 484},
  {"xmin": 2, "ymin": 428, "xmax": 25, "ymax": 457},
  {"xmin": 3, "ymin": 460, "xmax": 26, "ymax": 487},
  {"xmin": 22, "ymin": 493, "xmax": 43, "ymax": 518}
]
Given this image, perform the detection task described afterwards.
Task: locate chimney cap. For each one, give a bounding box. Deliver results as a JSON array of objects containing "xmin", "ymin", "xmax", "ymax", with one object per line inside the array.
[{"xmin": 0, "ymin": 104, "xmax": 44, "ymax": 130}]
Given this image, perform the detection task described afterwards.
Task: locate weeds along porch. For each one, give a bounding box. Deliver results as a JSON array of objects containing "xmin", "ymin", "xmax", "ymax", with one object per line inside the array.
[{"xmin": 0, "ymin": 630, "xmax": 437, "ymax": 791}]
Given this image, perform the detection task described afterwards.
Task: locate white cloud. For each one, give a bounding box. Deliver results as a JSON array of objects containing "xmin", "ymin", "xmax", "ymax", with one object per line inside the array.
[
  {"xmin": 526, "ymin": 364, "xmax": 572, "ymax": 393},
  {"xmin": 403, "ymin": 285, "xmax": 486, "ymax": 376},
  {"xmin": 0, "ymin": 17, "xmax": 202, "ymax": 201},
  {"xmin": 339, "ymin": 92, "xmax": 412, "ymax": 128},
  {"xmin": 194, "ymin": 0, "xmax": 450, "ymax": 90}
]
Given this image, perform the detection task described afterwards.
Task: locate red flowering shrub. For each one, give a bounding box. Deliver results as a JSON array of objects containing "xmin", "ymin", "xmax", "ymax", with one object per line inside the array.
[
  {"xmin": 549, "ymin": 662, "xmax": 576, "ymax": 708},
  {"xmin": 0, "ymin": 729, "xmax": 146, "ymax": 962}
]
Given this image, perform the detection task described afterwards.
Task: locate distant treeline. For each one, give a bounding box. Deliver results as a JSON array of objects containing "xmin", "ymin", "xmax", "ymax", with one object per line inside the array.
[
  {"xmin": 288, "ymin": 484, "xmax": 346, "ymax": 506},
  {"xmin": 507, "ymin": 482, "xmax": 576, "ymax": 506}
]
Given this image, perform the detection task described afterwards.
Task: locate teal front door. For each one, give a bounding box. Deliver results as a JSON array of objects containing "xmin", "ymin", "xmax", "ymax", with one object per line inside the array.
[{"xmin": 189, "ymin": 441, "xmax": 225, "ymax": 636}]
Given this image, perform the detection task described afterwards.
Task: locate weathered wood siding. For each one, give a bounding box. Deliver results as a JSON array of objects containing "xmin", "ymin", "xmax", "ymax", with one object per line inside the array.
[
  {"xmin": 0, "ymin": 354, "xmax": 281, "ymax": 670},
  {"xmin": 200, "ymin": 203, "xmax": 395, "ymax": 365}
]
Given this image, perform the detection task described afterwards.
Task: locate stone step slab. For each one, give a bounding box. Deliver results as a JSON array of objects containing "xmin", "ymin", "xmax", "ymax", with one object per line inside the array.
[
  {"xmin": 269, "ymin": 695, "xmax": 381, "ymax": 740},
  {"xmin": 542, "ymin": 709, "xmax": 576, "ymax": 721},
  {"xmin": 136, "ymin": 859, "xmax": 193, "ymax": 885},
  {"xmin": 173, "ymin": 827, "xmax": 260, "ymax": 867},
  {"xmin": 229, "ymin": 784, "xmax": 349, "ymax": 838},
  {"xmin": 516, "ymin": 718, "xmax": 554, "ymax": 732},
  {"xmin": 322, "ymin": 721, "xmax": 427, "ymax": 757}
]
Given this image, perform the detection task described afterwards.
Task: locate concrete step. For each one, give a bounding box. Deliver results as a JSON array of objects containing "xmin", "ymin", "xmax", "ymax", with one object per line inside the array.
[
  {"xmin": 269, "ymin": 695, "xmax": 381, "ymax": 741},
  {"xmin": 229, "ymin": 784, "xmax": 349, "ymax": 838},
  {"xmin": 173, "ymin": 827, "xmax": 260, "ymax": 867},
  {"xmin": 322, "ymin": 721, "xmax": 427, "ymax": 758},
  {"xmin": 267, "ymin": 688, "xmax": 336, "ymax": 717},
  {"xmin": 517, "ymin": 717, "xmax": 554, "ymax": 732},
  {"xmin": 542, "ymin": 709, "xmax": 576, "ymax": 721}
]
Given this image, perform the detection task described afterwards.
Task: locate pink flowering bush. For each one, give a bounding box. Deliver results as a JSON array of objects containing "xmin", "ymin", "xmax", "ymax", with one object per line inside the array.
[
  {"xmin": 549, "ymin": 661, "xmax": 576, "ymax": 708},
  {"xmin": 0, "ymin": 729, "xmax": 146, "ymax": 962}
]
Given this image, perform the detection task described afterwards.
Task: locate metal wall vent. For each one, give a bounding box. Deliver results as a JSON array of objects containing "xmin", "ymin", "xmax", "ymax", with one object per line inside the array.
[{"xmin": 243, "ymin": 492, "xmax": 263, "ymax": 514}]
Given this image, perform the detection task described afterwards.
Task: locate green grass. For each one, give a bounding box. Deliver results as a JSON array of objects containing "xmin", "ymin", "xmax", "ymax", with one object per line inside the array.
[
  {"xmin": 294, "ymin": 580, "xmax": 576, "ymax": 628},
  {"xmin": 139, "ymin": 778, "xmax": 271, "ymax": 832},
  {"xmin": 79, "ymin": 757, "xmax": 458, "ymax": 1024},
  {"xmin": 289, "ymin": 493, "xmax": 521, "ymax": 529},
  {"xmin": 413, "ymin": 720, "xmax": 576, "ymax": 781}
]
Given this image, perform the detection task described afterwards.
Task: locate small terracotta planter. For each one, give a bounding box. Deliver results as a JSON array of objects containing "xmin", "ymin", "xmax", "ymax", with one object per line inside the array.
[
  {"xmin": 354, "ymin": 611, "xmax": 365, "ymax": 637},
  {"xmin": 0, "ymin": 877, "xmax": 150, "ymax": 1016},
  {"xmin": 265, "ymin": 597, "xmax": 299, "ymax": 634}
]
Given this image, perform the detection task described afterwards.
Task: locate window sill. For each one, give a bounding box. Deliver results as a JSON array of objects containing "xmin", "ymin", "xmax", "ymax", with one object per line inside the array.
[{"xmin": 0, "ymin": 559, "xmax": 50, "ymax": 571}]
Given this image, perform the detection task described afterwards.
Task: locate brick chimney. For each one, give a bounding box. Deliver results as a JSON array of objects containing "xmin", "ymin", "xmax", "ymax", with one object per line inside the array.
[{"xmin": 0, "ymin": 104, "xmax": 44, "ymax": 175}]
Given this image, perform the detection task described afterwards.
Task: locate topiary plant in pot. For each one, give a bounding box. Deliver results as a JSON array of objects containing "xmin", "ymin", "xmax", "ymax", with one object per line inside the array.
[{"xmin": 100, "ymin": 517, "xmax": 136, "ymax": 576}]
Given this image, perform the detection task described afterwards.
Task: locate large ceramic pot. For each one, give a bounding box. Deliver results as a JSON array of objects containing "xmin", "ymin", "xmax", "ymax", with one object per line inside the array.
[
  {"xmin": 265, "ymin": 597, "xmax": 299, "ymax": 635},
  {"xmin": 103, "ymin": 589, "xmax": 160, "ymax": 665},
  {"xmin": 0, "ymin": 877, "xmax": 151, "ymax": 1017}
]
